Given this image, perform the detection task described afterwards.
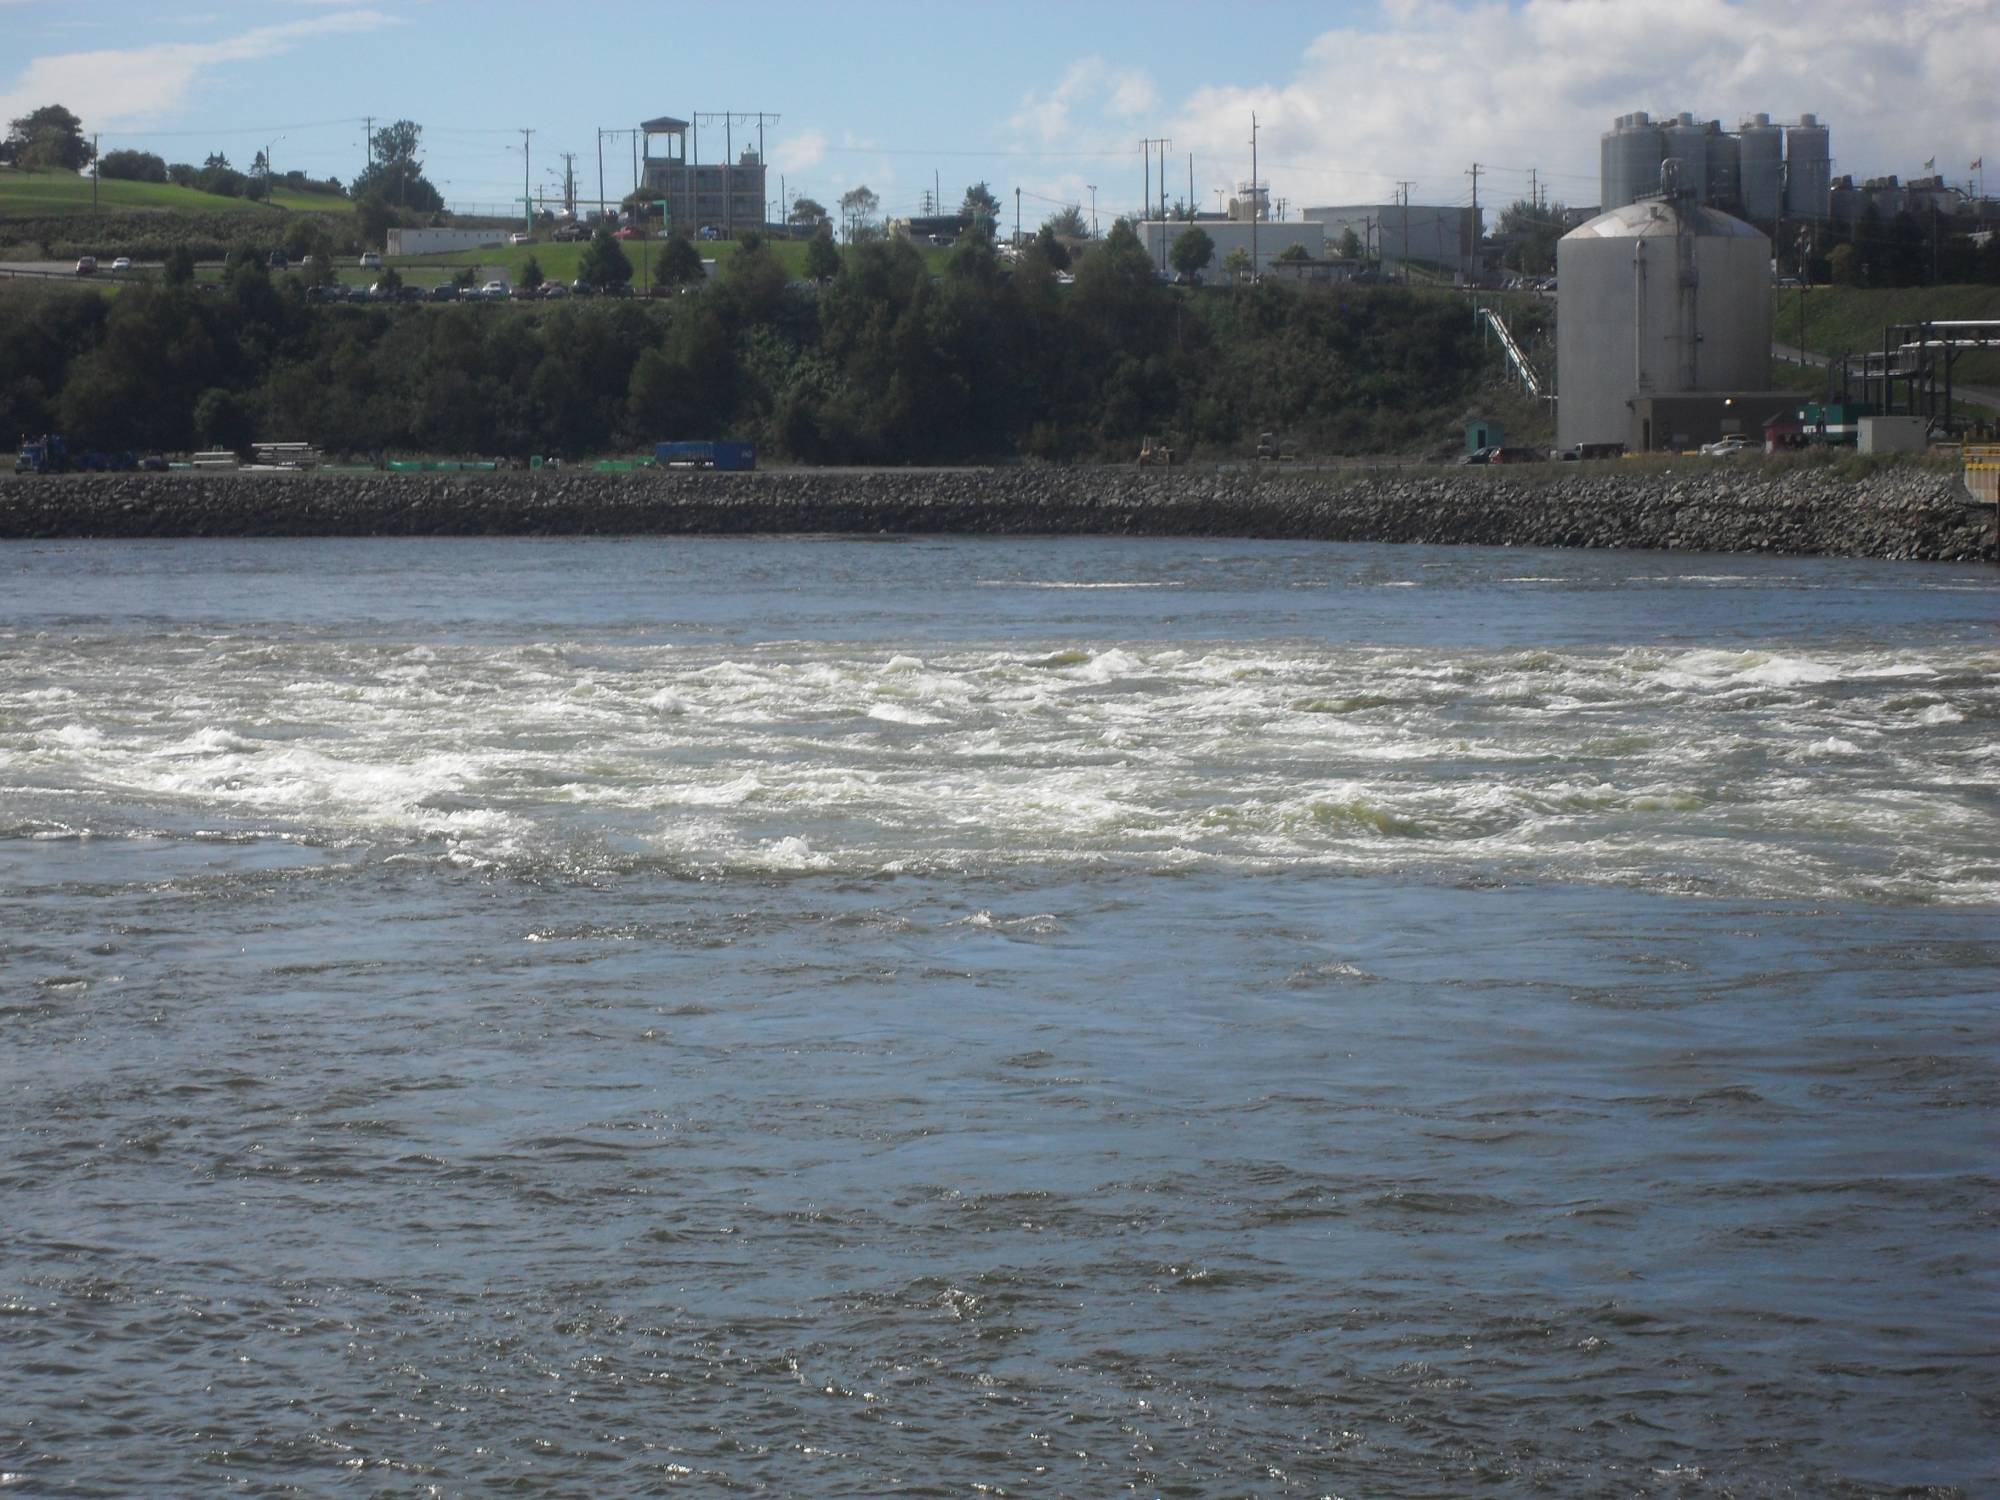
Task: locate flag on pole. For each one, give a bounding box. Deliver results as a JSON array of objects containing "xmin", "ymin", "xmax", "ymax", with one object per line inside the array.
[
  {"xmin": 1923, "ymin": 157, "xmax": 1935, "ymax": 171},
  {"xmin": 1975, "ymin": 158, "xmax": 1984, "ymax": 170}
]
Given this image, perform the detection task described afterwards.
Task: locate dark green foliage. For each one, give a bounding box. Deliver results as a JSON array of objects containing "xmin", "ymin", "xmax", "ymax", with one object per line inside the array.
[
  {"xmin": 1035, "ymin": 225, "xmax": 1072, "ymax": 272},
  {"xmin": 6, "ymin": 105, "xmax": 94, "ymax": 171},
  {"xmin": 804, "ymin": 230, "xmax": 841, "ymax": 284},
  {"xmin": 1170, "ymin": 227, "xmax": 1214, "ymax": 278},
  {"xmin": 7, "ymin": 224, "xmax": 1537, "ymax": 464},
  {"xmin": 351, "ymin": 120, "xmax": 444, "ymax": 213},
  {"xmin": 519, "ymin": 256, "xmax": 544, "ymax": 292},
  {"xmin": 657, "ymin": 236, "xmax": 706, "ymax": 288},
  {"xmin": 98, "ymin": 150, "xmax": 168, "ymax": 183},
  {"xmin": 578, "ymin": 231, "xmax": 633, "ymax": 290}
]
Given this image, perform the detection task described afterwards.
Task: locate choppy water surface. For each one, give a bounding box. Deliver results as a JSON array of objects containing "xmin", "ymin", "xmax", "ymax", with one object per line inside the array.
[{"xmin": 2, "ymin": 537, "xmax": 1995, "ymax": 1496}]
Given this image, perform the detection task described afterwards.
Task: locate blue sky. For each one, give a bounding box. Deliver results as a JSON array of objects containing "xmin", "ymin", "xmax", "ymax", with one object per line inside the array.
[{"xmin": 3, "ymin": 0, "xmax": 1993, "ymax": 224}]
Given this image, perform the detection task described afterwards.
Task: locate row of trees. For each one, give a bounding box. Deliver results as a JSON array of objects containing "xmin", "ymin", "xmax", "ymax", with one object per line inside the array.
[{"xmin": 3, "ymin": 221, "xmax": 1504, "ymax": 463}]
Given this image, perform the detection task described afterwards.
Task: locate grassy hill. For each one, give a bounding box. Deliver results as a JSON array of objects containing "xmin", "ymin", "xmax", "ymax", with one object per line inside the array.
[
  {"xmin": 0, "ymin": 168, "xmax": 351, "ymax": 219},
  {"xmin": 1772, "ymin": 283, "xmax": 2000, "ymax": 385}
]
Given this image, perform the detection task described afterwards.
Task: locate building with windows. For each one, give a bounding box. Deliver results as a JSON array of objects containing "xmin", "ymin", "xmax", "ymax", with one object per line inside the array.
[
  {"xmin": 639, "ymin": 116, "xmax": 767, "ymax": 237},
  {"xmin": 1302, "ymin": 204, "xmax": 1482, "ymax": 280}
]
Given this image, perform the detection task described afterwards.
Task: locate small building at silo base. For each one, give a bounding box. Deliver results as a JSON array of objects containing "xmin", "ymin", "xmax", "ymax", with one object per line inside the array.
[
  {"xmin": 1628, "ymin": 392, "xmax": 1801, "ymax": 453},
  {"xmin": 1556, "ymin": 200, "xmax": 1781, "ymax": 452}
]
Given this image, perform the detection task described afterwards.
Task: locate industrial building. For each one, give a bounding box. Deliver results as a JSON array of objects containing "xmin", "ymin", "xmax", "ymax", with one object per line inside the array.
[
  {"xmin": 1600, "ymin": 111, "xmax": 1829, "ymax": 223},
  {"xmin": 639, "ymin": 116, "xmax": 767, "ymax": 236},
  {"xmin": 1556, "ymin": 199, "xmax": 1777, "ymax": 452},
  {"xmin": 1301, "ymin": 203, "xmax": 1482, "ymax": 280},
  {"xmin": 1138, "ymin": 218, "xmax": 1325, "ymax": 277}
]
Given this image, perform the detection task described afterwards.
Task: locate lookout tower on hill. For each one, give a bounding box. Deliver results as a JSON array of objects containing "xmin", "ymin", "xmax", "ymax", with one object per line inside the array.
[{"xmin": 640, "ymin": 114, "xmax": 771, "ymax": 238}]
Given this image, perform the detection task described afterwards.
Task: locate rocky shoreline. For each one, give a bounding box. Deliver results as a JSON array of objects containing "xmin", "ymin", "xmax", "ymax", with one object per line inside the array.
[{"xmin": 1, "ymin": 464, "xmax": 1992, "ymax": 561}]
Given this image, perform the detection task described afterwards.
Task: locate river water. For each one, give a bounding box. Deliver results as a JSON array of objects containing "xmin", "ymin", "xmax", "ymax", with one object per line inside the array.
[{"xmin": 1, "ymin": 536, "xmax": 1994, "ymax": 1497}]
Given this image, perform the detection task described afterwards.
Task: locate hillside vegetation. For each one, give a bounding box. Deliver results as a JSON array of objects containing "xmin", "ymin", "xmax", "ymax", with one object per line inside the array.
[{"xmin": 2, "ymin": 228, "xmax": 1527, "ymax": 464}]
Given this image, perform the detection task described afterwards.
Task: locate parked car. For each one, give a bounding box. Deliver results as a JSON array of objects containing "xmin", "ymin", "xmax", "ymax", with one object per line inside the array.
[
  {"xmin": 1489, "ymin": 446, "xmax": 1545, "ymax": 464},
  {"xmin": 427, "ymin": 284, "xmax": 460, "ymax": 302},
  {"xmin": 539, "ymin": 281, "xmax": 569, "ymax": 299},
  {"xmin": 359, "ymin": 252, "xmax": 382, "ymax": 269},
  {"xmin": 74, "ymin": 256, "xmax": 97, "ymax": 275},
  {"xmin": 569, "ymin": 278, "xmax": 596, "ymax": 296},
  {"xmin": 268, "ymin": 250, "xmax": 288, "ymax": 270},
  {"xmin": 698, "ymin": 225, "xmax": 719, "ymax": 241},
  {"xmin": 110, "ymin": 256, "xmax": 132, "ymax": 272},
  {"xmin": 612, "ymin": 226, "xmax": 640, "ymax": 240},
  {"xmin": 1458, "ymin": 446, "xmax": 1498, "ymax": 465},
  {"xmin": 1700, "ymin": 434, "xmax": 1755, "ymax": 457},
  {"xmin": 602, "ymin": 283, "xmax": 634, "ymax": 298},
  {"xmin": 479, "ymin": 281, "xmax": 510, "ymax": 300},
  {"xmin": 509, "ymin": 232, "xmax": 532, "ymax": 246}
]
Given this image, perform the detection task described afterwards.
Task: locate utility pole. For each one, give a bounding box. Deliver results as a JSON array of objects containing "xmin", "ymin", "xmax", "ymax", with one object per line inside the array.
[
  {"xmin": 363, "ymin": 116, "xmax": 374, "ymax": 178},
  {"xmin": 596, "ymin": 129, "xmax": 605, "ymax": 221},
  {"xmin": 1466, "ymin": 162, "xmax": 1481, "ymax": 277},
  {"xmin": 1529, "ymin": 166, "xmax": 1537, "ymax": 215},
  {"xmin": 1140, "ymin": 137, "xmax": 1172, "ymax": 269},
  {"xmin": 1015, "ymin": 185, "xmax": 1021, "ymax": 249},
  {"xmin": 1142, "ymin": 140, "xmax": 1150, "ymax": 236},
  {"xmin": 520, "ymin": 128, "xmax": 533, "ymax": 232},
  {"xmin": 1249, "ymin": 112, "xmax": 1258, "ymax": 280},
  {"xmin": 560, "ymin": 152, "xmax": 576, "ymax": 216},
  {"xmin": 1396, "ymin": 180, "xmax": 1414, "ymax": 283},
  {"xmin": 92, "ymin": 134, "xmax": 98, "ymax": 212},
  {"xmin": 1187, "ymin": 152, "xmax": 1193, "ymax": 221},
  {"xmin": 1087, "ymin": 184, "xmax": 1097, "ymax": 236}
]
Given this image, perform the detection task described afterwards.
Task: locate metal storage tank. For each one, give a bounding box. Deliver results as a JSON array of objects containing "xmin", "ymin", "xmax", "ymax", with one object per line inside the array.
[
  {"xmin": 1705, "ymin": 124, "xmax": 1741, "ymax": 211},
  {"xmin": 1663, "ymin": 113, "xmax": 1709, "ymax": 203},
  {"xmin": 1556, "ymin": 201, "xmax": 1772, "ymax": 450},
  {"xmin": 1600, "ymin": 112, "xmax": 1663, "ymax": 211},
  {"xmin": 1784, "ymin": 114, "xmax": 1831, "ymax": 219},
  {"xmin": 1739, "ymin": 113, "xmax": 1785, "ymax": 222}
]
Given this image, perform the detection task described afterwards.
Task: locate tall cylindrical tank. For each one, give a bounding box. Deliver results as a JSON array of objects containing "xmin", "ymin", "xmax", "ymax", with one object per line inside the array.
[
  {"xmin": 1600, "ymin": 112, "xmax": 1662, "ymax": 211},
  {"xmin": 1663, "ymin": 112, "xmax": 1708, "ymax": 202},
  {"xmin": 1784, "ymin": 114, "xmax": 1831, "ymax": 220},
  {"xmin": 1705, "ymin": 123, "xmax": 1741, "ymax": 210},
  {"xmin": 1739, "ymin": 113, "xmax": 1784, "ymax": 222},
  {"xmin": 1556, "ymin": 201, "xmax": 1772, "ymax": 450}
]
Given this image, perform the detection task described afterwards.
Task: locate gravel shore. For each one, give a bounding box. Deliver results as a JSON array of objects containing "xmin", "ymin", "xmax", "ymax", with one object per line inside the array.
[{"xmin": 2, "ymin": 465, "xmax": 1992, "ymax": 561}]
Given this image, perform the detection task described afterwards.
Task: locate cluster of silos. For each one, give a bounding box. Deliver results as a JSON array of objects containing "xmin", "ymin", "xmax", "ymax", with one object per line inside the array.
[
  {"xmin": 1555, "ymin": 200, "xmax": 1773, "ymax": 450},
  {"xmin": 1599, "ymin": 112, "xmax": 1829, "ymax": 221}
]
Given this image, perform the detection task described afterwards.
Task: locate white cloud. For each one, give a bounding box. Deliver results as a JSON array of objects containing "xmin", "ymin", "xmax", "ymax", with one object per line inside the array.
[
  {"xmin": 772, "ymin": 128, "xmax": 825, "ymax": 175},
  {"xmin": 1010, "ymin": 57, "xmax": 1161, "ymax": 146},
  {"xmin": 0, "ymin": 11, "xmax": 397, "ymax": 130},
  {"xmin": 1014, "ymin": 0, "xmax": 1997, "ymax": 220}
]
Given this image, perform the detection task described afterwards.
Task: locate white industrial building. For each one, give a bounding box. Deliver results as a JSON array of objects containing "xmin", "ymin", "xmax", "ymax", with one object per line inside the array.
[
  {"xmin": 386, "ymin": 227, "xmax": 507, "ymax": 257},
  {"xmin": 1139, "ymin": 218, "xmax": 1324, "ymax": 278},
  {"xmin": 1301, "ymin": 204, "xmax": 1481, "ymax": 280}
]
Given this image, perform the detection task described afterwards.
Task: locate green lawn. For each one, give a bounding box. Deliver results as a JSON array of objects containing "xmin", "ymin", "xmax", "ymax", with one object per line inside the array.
[
  {"xmin": 0, "ymin": 168, "xmax": 350, "ymax": 219},
  {"xmin": 1772, "ymin": 282, "xmax": 2000, "ymax": 383}
]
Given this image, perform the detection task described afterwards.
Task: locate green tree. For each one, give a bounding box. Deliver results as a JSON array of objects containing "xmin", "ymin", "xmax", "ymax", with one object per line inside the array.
[
  {"xmin": 162, "ymin": 244, "xmax": 197, "ymax": 287},
  {"xmin": 5, "ymin": 105, "xmax": 94, "ymax": 172},
  {"xmin": 657, "ymin": 235, "xmax": 706, "ymax": 288},
  {"xmin": 352, "ymin": 119, "xmax": 444, "ymax": 213},
  {"xmin": 579, "ymin": 230, "xmax": 633, "ymax": 290},
  {"xmin": 194, "ymin": 387, "xmax": 254, "ymax": 454},
  {"xmin": 1044, "ymin": 205, "xmax": 1088, "ymax": 239},
  {"xmin": 1494, "ymin": 199, "xmax": 1568, "ymax": 275},
  {"xmin": 1034, "ymin": 224, "xmax": 1072, "ymax": 271},
  {"xmin": 519, "ymin": 255, "xmax": 545, "ymax": 291},
  {"xmin": 1170, "ymin": 226, "xmax": 1215, "ymax": 279},
  {"xmin": 1275, "ymin": 242, "xmax": 1312, "ymax": 264},
  {"xmin": 804, "ymin": 228, "xmax": 841, "ymax": 283},
  {"xmin": 1336, "ymin": 226, "xmax": 1363, "ymax": 260},
  {"xmin": 788, "ymin": 197, "xmax": 829, "ymax": 230},
  {"xmin": 840, "ymin": 184, "xmax": 880, "ymax": 241},
  {"xmin": 98, "ymin": 149, "xmax": 167, "ymax": 183},
  {"xmin": 1222, "ymin": 246, "xmax": 1252, "ymax": 281}
]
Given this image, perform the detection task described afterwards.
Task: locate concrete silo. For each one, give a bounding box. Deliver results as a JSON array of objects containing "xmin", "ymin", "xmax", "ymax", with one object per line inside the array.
[
  {"xmin": 1784, "ymin": 114, "xmax": 1831, "ymax": 220},
  {"xmin": 1663, "ymin": 113, "xmax": 1709, "ymax": 203},
  {"xmin": 1739, "ymin": 114, "xmax": 1785, "ymax": 222},
  {"xmin": 1601, "ymin": 113, "xmax": 1664, "ymax": 211},
  {"xmin": 1556, "ymin": 200, "xmax": 1772, "ymax": 451},
  {"xmin": 1705, "ymin": 123, "xmax": 1741, "ymax": 210}
]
